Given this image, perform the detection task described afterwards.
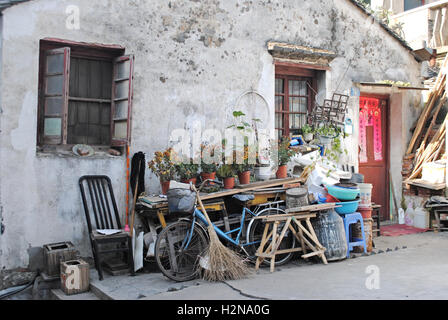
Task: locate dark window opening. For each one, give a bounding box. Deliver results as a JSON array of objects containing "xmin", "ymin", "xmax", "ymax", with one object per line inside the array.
[
  {"xmin": 404, "ymin": 0, "xmax": 425, "ymax": 11},
  {"xmin": 37, "ymin": 39, "xmax": 134, "ymax": 151}
]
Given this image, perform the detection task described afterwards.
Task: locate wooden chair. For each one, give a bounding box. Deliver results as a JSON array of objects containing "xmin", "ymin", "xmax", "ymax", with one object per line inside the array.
[{"xmin": 79, "ymin": 175, "xmax": 135, "ymax": 280}]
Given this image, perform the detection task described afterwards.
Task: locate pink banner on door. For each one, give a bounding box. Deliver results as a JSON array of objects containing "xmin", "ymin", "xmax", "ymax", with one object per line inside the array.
[{"xmin": 359, "ymin": 97, "xmax": 382, "ymax": 163}]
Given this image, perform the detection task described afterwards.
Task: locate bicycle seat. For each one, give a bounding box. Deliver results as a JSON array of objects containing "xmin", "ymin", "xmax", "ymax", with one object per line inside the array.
[{"xmin": 232, "ymin": 194, "xmax": 255, "ymax": 203}]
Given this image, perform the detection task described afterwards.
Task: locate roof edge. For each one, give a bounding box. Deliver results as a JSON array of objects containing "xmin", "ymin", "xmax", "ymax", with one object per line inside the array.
[{"xmin": 347, "ymin": 0, "xmax": 422, "ymax": 62}]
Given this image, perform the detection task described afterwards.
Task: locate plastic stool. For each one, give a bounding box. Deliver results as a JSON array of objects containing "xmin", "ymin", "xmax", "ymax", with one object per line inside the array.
[{"xmin": 340, "ymin": 212, "xmax": 367, "ymax": 258}]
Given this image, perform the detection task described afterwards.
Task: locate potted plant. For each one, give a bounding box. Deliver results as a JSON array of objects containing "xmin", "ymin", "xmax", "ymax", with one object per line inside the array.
[
  {"xmin": 175, "ymin": 162, "xmax": 199, "ymax": 184},
  {"xmin": 227, "ymin": 110, "xmax": 268, "ymax": 181},
  {"xmin": 216, "ymin": 164, "xmax": 236, "ymax": 189},
  {"xmin": 233, "ymin": 146, "xmax": 254, "ymax": 185},
  {"xmin": 199, "ymin": 144, "xmax": 219, "ymax": 182},
  {"xmin": 302, "ymin": 124, "xmax": 314, "ymax": 142},
  {"xmin": 148, "ymin": 148, "xmax": 176, "ymax": 194},
  {"xmin": 275, "ymin": 137, "xmax": 298, "ymax": 179},
  {"xmin": 316, "ymin": 124, "xmax": 339, "ymax": 145}
]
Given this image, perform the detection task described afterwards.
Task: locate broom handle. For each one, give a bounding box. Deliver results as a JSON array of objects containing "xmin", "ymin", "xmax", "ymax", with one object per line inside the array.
[
  {"xmin": 192, "ymin": 185, "xmax": 214, "ymax": 227},
  {"xmin": 129, "ymin": 161, "xmax": 141, "ymax": 238}
]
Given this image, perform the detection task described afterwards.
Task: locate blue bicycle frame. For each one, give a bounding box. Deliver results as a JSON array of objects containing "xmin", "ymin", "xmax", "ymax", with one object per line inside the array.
[{"xmin": 183, "ymin": 206, "xmax": 260, "ymax": 250}]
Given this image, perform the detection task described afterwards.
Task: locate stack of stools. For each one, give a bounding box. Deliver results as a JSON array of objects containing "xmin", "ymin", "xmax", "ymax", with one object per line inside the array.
[{"xmin": 324, "ymin": 184, "xmax": 368, "ymax": 258}]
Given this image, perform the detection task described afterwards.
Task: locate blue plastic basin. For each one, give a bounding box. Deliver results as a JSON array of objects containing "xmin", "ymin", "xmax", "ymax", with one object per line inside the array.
[
  {"xmin": 326, "ymin": 184, "xmax": 360, "ymax": 201},
  {"xmin": 334, "ymin": 200, "xmax": 360, "ymax": 214}
]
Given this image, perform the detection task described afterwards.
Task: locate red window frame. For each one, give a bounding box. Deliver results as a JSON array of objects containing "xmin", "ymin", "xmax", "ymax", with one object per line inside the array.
[{"xmin": 275, "ymin": 74, "xmax": 316, "ymax": 138}]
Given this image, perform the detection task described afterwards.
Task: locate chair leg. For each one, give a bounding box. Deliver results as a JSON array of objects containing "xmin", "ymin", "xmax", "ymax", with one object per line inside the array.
[
  {"xmin": 92, "ymin": 240, "xmax": 104, "ymax": 281},
  {"xmin": 127, "ymin": 238, "xmax": 135, "ymax": 276},
  {"xmin": 344, "ymin": 218, "xmax": 351, "ymax": 258},
  {"xmin": 359, "ymin": 218, "xmax": 367, "ymax": 253}
]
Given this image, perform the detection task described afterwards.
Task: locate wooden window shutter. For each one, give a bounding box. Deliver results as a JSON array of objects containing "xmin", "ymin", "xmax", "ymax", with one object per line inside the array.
[
  {"xmin": 111, "ymin": 55, "xmax": 134, "ymax": 147},
  {"xmin": 41, "ymin": 47, "xmax": 70, "ymax": 144}
]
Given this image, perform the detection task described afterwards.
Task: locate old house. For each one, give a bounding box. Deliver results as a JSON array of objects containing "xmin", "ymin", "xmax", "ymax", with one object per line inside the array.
[{"xmin": 0, "ymin": 0, "xmax": 425, "ymax": 273}]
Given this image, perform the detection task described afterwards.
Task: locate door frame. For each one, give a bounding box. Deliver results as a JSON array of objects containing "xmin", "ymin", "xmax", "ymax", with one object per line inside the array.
[{"xmin": 359, "ymin": 93, "xmax": 391, "ymax": 221}]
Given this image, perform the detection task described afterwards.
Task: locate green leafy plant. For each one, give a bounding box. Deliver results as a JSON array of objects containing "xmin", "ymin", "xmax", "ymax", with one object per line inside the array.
[
  {"xmin": 316, "ymin": 124, "xmax": 339, "ymax": 137},
  {"xmin": 302, "ymin": 124, "xmax": 314, "ymax": 134},
  {"xmin": 227, "ymin": 110, "xmax": 261, "ymax": 133},
  {"xmin": 274, "ymin": 137, "xmax": 298, "ymax": 166},
  {"xmin": 216, "ymin": 164, "xmax": 235, "ymax": 178},
  {"xmin": 175, "ymin": 162, "xmax": 199, "ymax": 180},
  {"xmin": 199, "ymin": 143, "xmax": 220, "ymax": 173}
]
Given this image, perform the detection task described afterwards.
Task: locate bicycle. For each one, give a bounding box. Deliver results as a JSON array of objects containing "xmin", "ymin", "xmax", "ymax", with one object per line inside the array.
[{"xmin": 154, "ymin": 179, "xmax": 296, "ymax": 282}]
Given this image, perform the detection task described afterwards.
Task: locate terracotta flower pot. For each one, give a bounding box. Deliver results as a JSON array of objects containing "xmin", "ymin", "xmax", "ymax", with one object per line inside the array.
[
  {"xmin": 238, "ymin": 171, "xmax": 251, "ymax": 185},
  {"xmin": 223, "ymin": 177, "xmax": 235, "ymax": 189},
  {"xmin": 160, "ymin": 180, "xmax": 170, "ymax": 195},
  {"xmin": 181, "ymin": 177, "xmax": 197, "ymax": 185},
  {"xmin": 276, "ymin": 165, "xmax": 288, "ymax": 179},
  {"xmin": 200, "ymin": 172, "xmax": 216, "ymax": 183}
]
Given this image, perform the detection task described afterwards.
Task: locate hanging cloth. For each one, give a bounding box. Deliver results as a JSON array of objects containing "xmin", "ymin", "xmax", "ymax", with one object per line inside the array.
[
  {"xmin": 359, "ymin": 97, "xmax": 382, "ymax": 163},
  {"xmin": 131, "ymin": 151, "xmax": 146, "ymax": 197}
]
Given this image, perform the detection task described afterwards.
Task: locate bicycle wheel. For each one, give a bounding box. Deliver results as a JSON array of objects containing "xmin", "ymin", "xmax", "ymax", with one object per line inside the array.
[
  {"xmin": 246, "ymin": 207, "xmax": 296, "ymax": 266},
  {"xmin": 155, "ymin": 220, "xmax": 209, "ymax": 282}
]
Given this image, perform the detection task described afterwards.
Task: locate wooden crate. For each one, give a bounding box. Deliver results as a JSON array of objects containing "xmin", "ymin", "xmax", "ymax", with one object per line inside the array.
[
  {"xmin": 60, "ymin": 259, "xmax": 90, "ymax": 295},
  {"xmin": 43, "ymin": 242, "xmax": 78, "ymax": 277}
]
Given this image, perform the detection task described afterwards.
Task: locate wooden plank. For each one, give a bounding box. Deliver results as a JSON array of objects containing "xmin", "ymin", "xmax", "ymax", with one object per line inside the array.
[
  {"xmin": 285, "ymin": 202, "xmax": 337, "ymax": 213},
  {"xmin": 405, "ymin": 179, "xmax": 446, "ymax": 190},
  {"xmin": 255, "ymin": 223, "xmax": 271, "ymax": 271},
  {"xmin": 200, "ymin": 177, "xmax": 304, "ymax": 200},
  {"xmin": 270, "ymin": 222, "xmax": 279, "ymax": 272},
  {"xmin": 235, "ymin": 177, "xmax": 300, "ymax": 189},
  {"xmin": 258, "ymin": 213, "xmax": 316, "ymax": 222},
  {"xmin": 301, "ymin": 250, "xmax": 325, "ymax": 259}
]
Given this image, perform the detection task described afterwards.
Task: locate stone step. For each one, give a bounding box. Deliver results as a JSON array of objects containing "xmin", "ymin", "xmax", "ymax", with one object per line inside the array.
[{"xmin": 50, "ymin": 288, "xmax": 100, "ymax": 300}]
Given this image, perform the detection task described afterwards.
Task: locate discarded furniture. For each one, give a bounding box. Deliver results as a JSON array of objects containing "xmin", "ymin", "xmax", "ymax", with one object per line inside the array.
[
  {"xmin": 60, "ymin": 259, "xmax": 89, "ymax": 295},
  {"xmin": 339, "ymin": 212, "xmax": 367, "ymax": 257},
  {"xmin": 425, "ymin": 202, "xmax": 448, "ymax": 232},
  {"xmin": 254, "ymin": 203, "xmax": 334, "ymax": 272},
  {"xmin": 43, "ymin": 241, "xmax": 78, "ymax": 278},
  {"xmin": 79, "ymin": 175, "xmax": 135, "ymax": 280},
  {"xmin": 371, "ymin": 203, "xmax": 381, "ymax": 236}
]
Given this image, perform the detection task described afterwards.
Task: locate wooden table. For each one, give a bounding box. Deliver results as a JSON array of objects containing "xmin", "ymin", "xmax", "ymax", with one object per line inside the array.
[
  {"xmin": 136, "ymin": 177, "xmax": 303, "ymax": 229},
  {"xmin": 254, "ymin": 203, "xmax": 335, "ymax": 272}
]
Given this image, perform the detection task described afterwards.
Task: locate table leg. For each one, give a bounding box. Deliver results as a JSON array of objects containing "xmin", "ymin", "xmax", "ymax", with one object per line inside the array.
[
  {"xmin": 270, "ymin": 221, "xmax": 279, "ymax": 273},
  {"xmin": 157, "ymin": 211, "xmax": 167, "ymax": 228}
]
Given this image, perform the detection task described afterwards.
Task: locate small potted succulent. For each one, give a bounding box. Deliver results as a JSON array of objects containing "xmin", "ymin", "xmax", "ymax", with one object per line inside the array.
[
  {"xmin": 148, "ymin": 148, "xmax": 176, "ymax": 194},
  {"xmin": 175, "ymin": 162, "xmax": 199, "ymax": 185},
  {"xmin": 216, "ymin": 164, "xmax": 236, "ymax": 189},
  {"xmin": 275, "ymin": 137, "xmax": 298, "ymax": 179},
  {"xmin": 302, "ymin": 124, "xmax": 314, "ymax": 142}
]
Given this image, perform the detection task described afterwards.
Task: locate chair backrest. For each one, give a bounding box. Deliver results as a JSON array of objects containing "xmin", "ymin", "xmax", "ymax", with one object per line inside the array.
[{"xmin": 79, "ymin": 175, "xmax": 122, "ymax": 233}]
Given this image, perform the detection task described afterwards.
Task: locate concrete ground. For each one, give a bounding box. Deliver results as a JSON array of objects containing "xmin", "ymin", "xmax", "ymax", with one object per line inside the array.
[{"xmin": 80, "ymin": 231, "xmax": 448, "ymax": 300}]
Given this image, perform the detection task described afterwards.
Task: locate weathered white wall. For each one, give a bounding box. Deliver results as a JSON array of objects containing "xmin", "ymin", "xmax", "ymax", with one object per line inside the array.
[{"xmin": 0, "ymin": 0, "xmax": 422, "ymax": 269}]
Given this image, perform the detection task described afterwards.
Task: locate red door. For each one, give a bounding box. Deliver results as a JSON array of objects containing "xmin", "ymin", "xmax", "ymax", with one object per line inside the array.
[{"xmin": 358, "ymin": 96, "xmax": 389, "ymax": 221}]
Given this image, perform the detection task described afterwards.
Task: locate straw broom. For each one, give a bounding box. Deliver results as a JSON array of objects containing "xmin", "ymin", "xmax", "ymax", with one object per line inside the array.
[{"xmin": 192, "ymin": 185, "xmax": 251, "ymax": 281}]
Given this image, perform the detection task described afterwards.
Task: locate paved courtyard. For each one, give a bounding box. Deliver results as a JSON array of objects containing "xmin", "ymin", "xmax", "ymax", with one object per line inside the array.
[{"xmin": 79, "ymin": 231, "xmax": 448, "ymax": 300}]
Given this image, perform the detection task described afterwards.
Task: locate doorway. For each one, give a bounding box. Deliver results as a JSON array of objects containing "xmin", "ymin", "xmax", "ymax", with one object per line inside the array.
[{"xmin": 358, "ymin": 95, "xmax": 390, "ymax": 221}]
